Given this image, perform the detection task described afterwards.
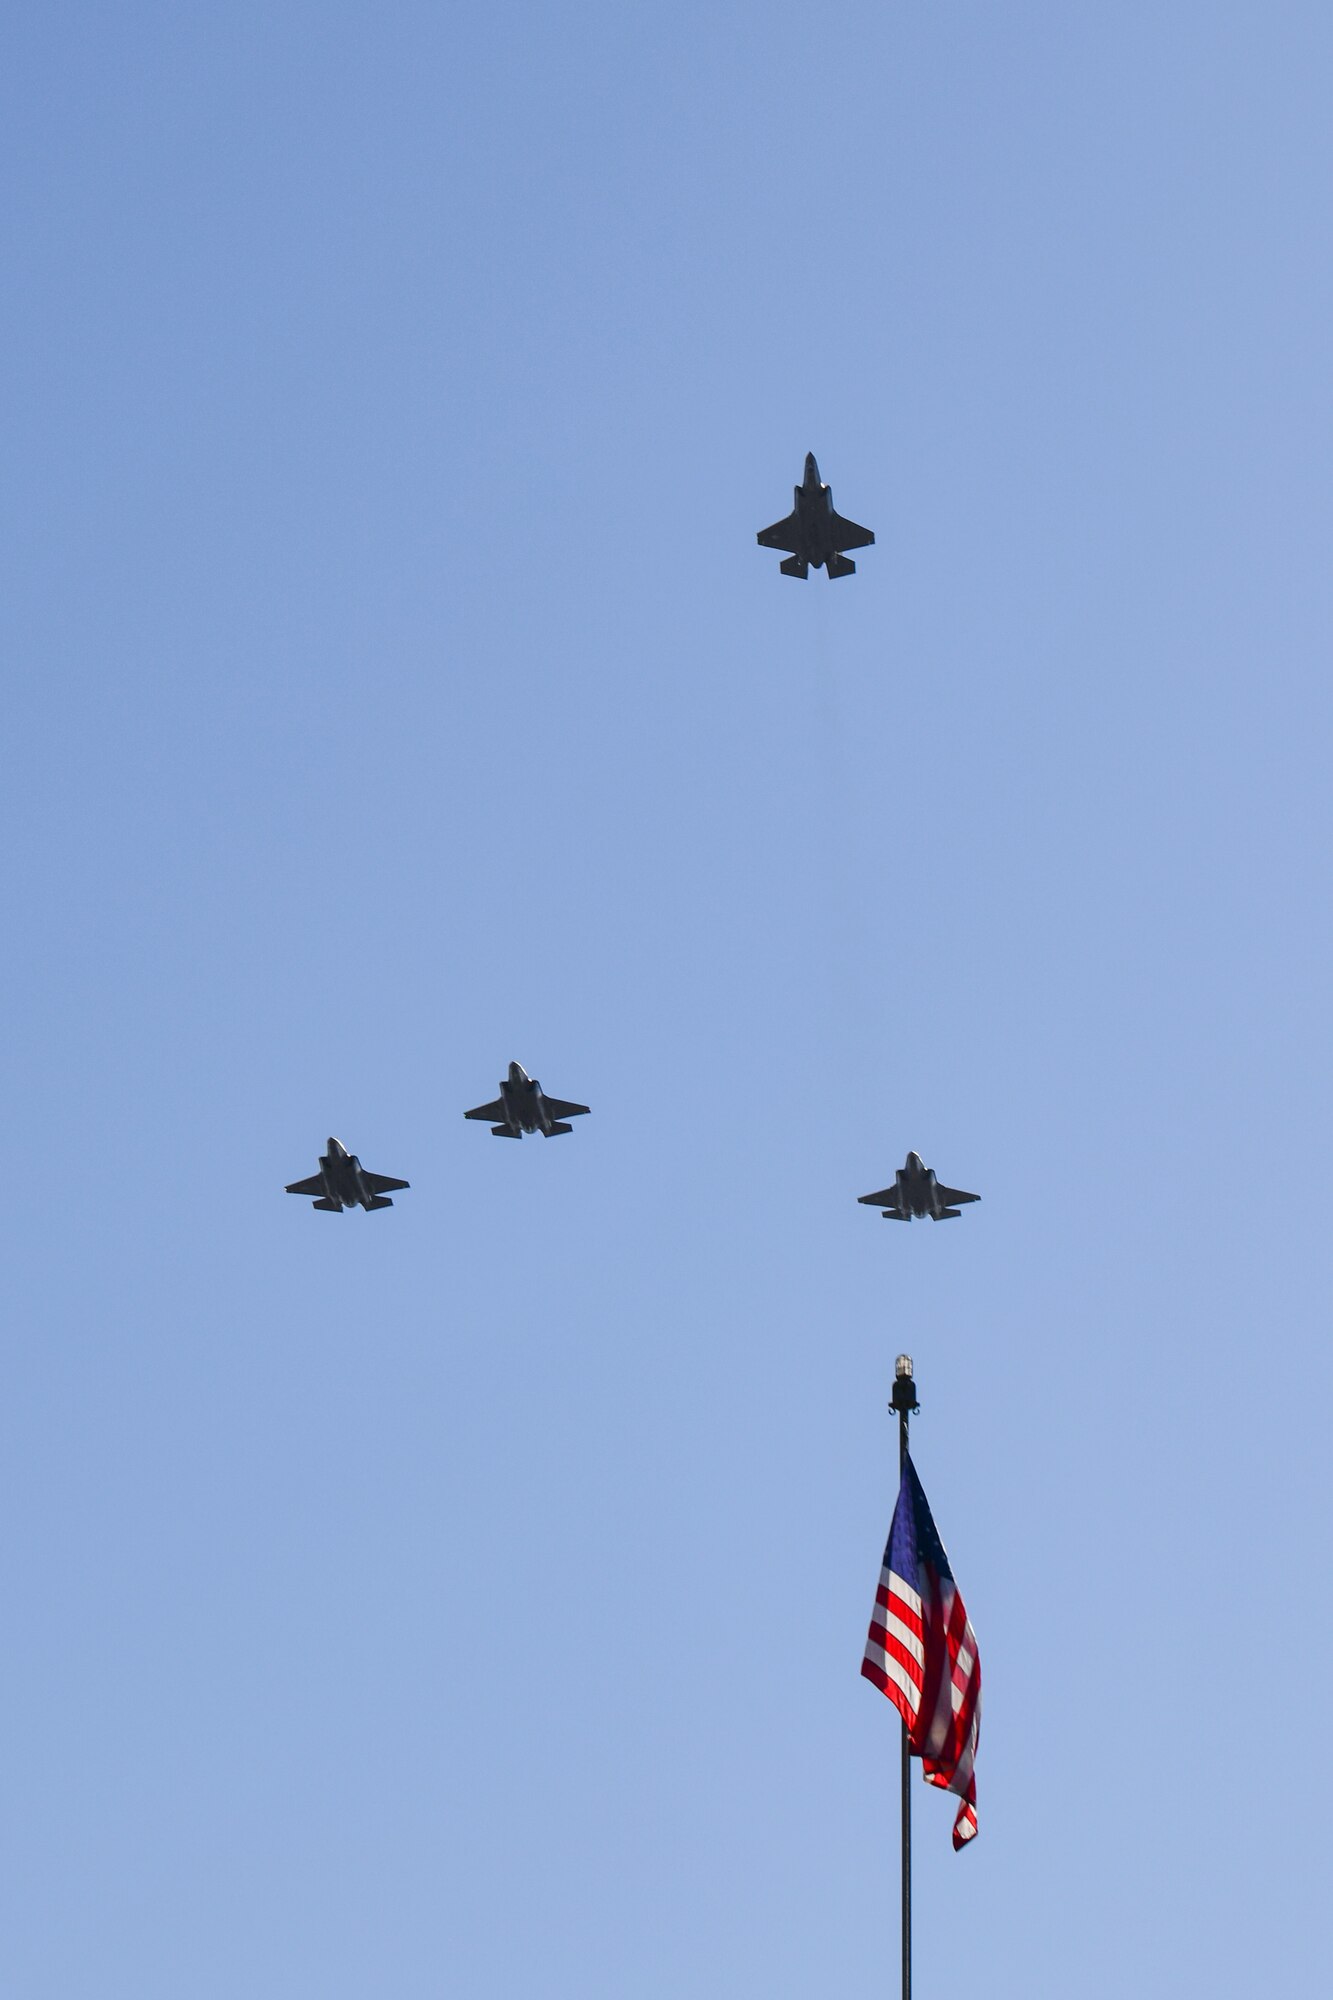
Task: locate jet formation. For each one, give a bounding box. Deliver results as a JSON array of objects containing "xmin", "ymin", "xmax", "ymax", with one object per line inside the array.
[
  {"xmin": 285, "ymin": 460, "xmax": 987, "ymax": 1222},
  {"xmin": 465, "ymin": 1061, "xmax": 590, "ymax": 1139},
  {"xmin": 756, "ymin": 453, "xmax": 875, "ymax": 579},
  {"xmin": 858, "ymin": 1152, "xmax": 980, "ymax": 1223},
  {"xmin": 286, "ymin": 1137, "xmax": 410, "ymax": 1213}
]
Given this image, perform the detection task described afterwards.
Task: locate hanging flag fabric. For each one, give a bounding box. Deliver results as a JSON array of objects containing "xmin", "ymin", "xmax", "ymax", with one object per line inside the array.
[{"xmin": 861, "ymin": 1454, "xmax": 981, "ymax": 1849}]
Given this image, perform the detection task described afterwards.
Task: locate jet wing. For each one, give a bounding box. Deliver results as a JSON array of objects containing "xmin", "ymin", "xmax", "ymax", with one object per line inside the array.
[
  {"xmin": 858, "ymin": 1187, "xmax": 901, "ymax": 1210},
  {"xmin": 465, "ymin": 1098, "xmax": 508, "ymax": 1123},
  {"xmin": 934, "ymin": 1185, "xmax": 980, "ymax": 1207},
  {"xmin": 756, "ymin": 512, "xmax": 802, "ymax": 554},
  {"xmin": 827, "ymin": 511, "xmax": 874, "ymax": 552},
  {"xmin": 363, "ymin": 1171, "xmax": 410, "ymax": 1194},
  {"xmin": 286, "ymin": 1174, "xmax": 325, "ymax": 1197},
  {"xmin": 541, "ymin": 1097, "xmax": 589, "ymax": 1120}
]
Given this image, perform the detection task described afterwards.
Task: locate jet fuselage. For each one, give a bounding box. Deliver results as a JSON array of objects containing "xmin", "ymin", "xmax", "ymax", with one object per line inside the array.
[
  {"xmin": 789, "ymin": 455, "xmax": 842, "ymax": 566},
  {"xmin": 318, "ymin": 1138, "xmax": 372, "ymax": 1210},
  {"xmin": 499, "ymin": 1063, "xmax": 555, "ymax": 1136},
  {"xmin": 894, "ymin": 1153, "xmax": 941, "ymax": 1219}
]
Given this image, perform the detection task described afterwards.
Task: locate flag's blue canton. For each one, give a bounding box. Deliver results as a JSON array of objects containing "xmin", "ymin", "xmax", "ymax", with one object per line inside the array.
[{"xmin": 886, "ymin": 1456, "xmax": 954, "ymax": 1590}]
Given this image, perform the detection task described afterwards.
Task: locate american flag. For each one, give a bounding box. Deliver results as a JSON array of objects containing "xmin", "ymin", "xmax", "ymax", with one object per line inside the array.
[{"xmin": 861, "ymin": 1454, "xmax": 981, "ymax": 1850}]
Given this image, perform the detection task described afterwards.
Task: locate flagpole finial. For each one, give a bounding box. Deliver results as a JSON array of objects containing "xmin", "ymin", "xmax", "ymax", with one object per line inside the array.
[{"xmin": 891, "ymin": 1355, "xmax": 919, "ymax": 1417}]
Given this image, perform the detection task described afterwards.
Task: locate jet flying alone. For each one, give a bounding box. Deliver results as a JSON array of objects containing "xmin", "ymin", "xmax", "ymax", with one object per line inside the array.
[
  {"xmin": 858, "ymin": 1152, "xmax": 979, "ymax": 1222},
  {"xmin": 757, "ymin": 453, "xmax": 875, "ymax": 579}
]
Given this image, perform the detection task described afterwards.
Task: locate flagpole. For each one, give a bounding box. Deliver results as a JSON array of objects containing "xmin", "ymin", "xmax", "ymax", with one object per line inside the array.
[{"xmin": 891, "ymin": 1356, "xmax": 919, "ymax": 2000}]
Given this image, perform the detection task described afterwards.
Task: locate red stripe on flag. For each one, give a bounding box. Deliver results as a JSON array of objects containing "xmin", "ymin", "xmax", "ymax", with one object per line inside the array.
[
  {"xmin": 865, "ymin": 1622, "xmax": 926, "ymax": 1697},
  {"xmin": 876, "ymin": 1580, "xmax": 924, "ymax": 1643},
  {"xmin": 860, "ymin": 1658, "xmax": 916, "ymax": 1736}
]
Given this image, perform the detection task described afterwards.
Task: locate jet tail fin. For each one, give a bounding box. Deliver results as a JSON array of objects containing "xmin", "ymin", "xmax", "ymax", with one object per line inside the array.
[
  {"xmin": 491, "ymin": 1125, "xmax": 521, "ymax": 1139},
  {"xmin": 311, "ymin": 1198, "xmax": 341, "ymax": 1212},
  {"xmin": 365, "ymin": 1195, "xmax": 394, "ymax": 1210},
  {"xmin": 825, "ymin": 552, "xmax": 856, "ymax": 578},
  {"xmin": 933, "ymin": 1208, "xmax": 961, "ymax": 1220},
  {"xmin": 880, "ymin": 1210, "xmax": 910, "ymax": 1221},
  {"xmin": 546, "ymin": 1121, "xmax": 573, "ymax": 1136},
  {"xmin": 779, "ymin": 555, "xmax": 809, "ymax": 579}
]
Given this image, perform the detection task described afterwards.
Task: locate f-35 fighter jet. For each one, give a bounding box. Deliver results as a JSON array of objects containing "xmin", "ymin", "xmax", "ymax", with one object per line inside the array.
[
  {"xmin": 757, "ymin": 452, "xmax": 875, "ymax": 578},
  {"xmin": 465, "ymin": 1061, "xmax": 589, "ymax": 1139},
  {"xmin": 285, "ymin": 1137, "xmax": 410, "ymax": 1212},
  {"xmin": 858, "ymin": 1152, "xmax": 980, "ymax": 1222}
]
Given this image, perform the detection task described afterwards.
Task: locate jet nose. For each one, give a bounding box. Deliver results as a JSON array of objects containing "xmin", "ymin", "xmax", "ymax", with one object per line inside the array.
[
  {"xmin": 327, "ymin": 1136, "xmax": 345, "ymax": 1156},
  {"xmin": 804, "ymin": 452, "xmax": 820, "ymax": 485},
  {"xmin": 906, "ymin": 1151, "xmax": 923, "ymax": 1168},
  {"xmin": 508, "ymin": 1061, "xmax": 528, "ymax": 1083}
]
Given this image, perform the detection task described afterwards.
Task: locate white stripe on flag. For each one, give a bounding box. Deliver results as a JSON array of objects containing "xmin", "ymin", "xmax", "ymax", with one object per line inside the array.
[
  {"xmin": 863, "ymin": 1641, "xmax": 921, "ymax": 1712},
  {"xmin": 880, "ymin": 1608, "xmax": 925, "ymax": 1669},
  {"xmin": 884, "ymin": 1571, "xmax": 922, "ymax": 1621}
]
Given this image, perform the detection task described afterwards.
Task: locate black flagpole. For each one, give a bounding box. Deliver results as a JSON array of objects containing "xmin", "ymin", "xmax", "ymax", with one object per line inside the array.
[{"xmin": 891, "ymin": 1355, "xmax": 919, "ymax": 2000}]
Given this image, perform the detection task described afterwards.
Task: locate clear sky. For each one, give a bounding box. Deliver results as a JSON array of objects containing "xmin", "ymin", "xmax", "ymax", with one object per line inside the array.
[{"xmin": 3, "ymin": 4, "xmax": 1331, "ymax": 1994}]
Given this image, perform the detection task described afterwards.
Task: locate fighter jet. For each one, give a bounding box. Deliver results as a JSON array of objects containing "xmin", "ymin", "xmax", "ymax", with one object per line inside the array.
[
  {"xmin": 756, "ymin": 452, "xmax": 875, "ymax": 578},
  {"xmin": 464, "ymin": 1061, "xmax": 589, "ymax": 1139},
  {"xmin": 285, "ymin": 1137, "xmax": 410, "ymax": 1212},
  {"xmin": 858, "ymin": 1152, "xmax": 980, "ymax": 1222}
]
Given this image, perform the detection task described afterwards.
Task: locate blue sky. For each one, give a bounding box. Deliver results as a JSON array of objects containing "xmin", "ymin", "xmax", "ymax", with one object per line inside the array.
[{"xmin": 3, "ymin": 4, "xmax": 1331, "ymax": 1993}]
